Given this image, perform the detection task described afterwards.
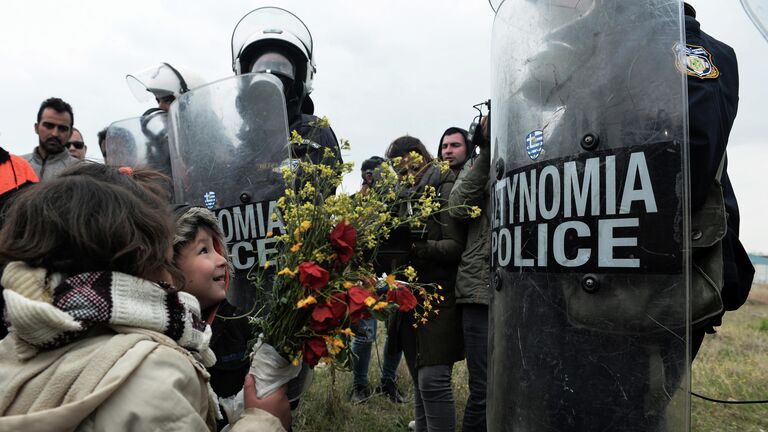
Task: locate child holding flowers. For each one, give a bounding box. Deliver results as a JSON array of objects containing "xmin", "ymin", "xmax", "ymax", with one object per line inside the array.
[
  {"xmin": 0, "ymin": 164, "xmax": 287, "ymax": 431},
  {"xmin": 385, "ymin": 136, "xmax": 467, "ymax": 432}
]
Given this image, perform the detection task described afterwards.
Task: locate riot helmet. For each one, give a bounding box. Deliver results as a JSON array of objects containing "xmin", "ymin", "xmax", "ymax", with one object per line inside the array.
[
  {"xmin": 126, "ymin": 63, "xmax": 205, "ymax": 110},
  {"xmin": 231, "ymin": 7, "xmax": 315, "ymax": 115}
]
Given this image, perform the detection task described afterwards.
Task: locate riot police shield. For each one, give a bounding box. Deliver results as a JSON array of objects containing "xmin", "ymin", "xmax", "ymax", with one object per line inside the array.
[
  {"xmin": 489, "ymin": 1, "xmax": 690, "ymax": 431},
  {"xmin": 104, "ymin": 110, "xmax": 172, "ymax": 177},
  {"xmin": 168, "ymin": 73, "xmax": 289, "ymax": 310}
]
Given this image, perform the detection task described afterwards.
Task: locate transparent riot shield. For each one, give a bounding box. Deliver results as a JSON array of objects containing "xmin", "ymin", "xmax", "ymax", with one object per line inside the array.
[
  {"xmin": 740, "ymin": 0, "xmax": 768, "ymax": 41},
  {"xmin": 489, "ymin": 1, "xmax": 690, "ymax": 431},
  {"xmin": 104, "ymin": 110, "xmax": 172, "ymax": 177},
  {"xmin": 169, "ymin": 73, "xmax": 289, "ymax": 310}
]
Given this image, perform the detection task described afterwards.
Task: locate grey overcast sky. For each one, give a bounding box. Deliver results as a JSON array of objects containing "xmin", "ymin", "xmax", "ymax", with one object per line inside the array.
[{"xmin": 0, "ymin": 1, "xmax": 765, "ymax": 253}]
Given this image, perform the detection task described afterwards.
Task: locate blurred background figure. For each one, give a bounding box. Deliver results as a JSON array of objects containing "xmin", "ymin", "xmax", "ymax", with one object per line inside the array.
[{"xmin": 66, "ymin": 127, "xmax": 87, "ymax": 160}]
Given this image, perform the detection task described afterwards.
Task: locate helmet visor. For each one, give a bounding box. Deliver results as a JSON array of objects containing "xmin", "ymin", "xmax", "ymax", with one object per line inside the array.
[
  {"xmin": 126, "ymin": 64, "xmax": 183, "ymax": 102},
  {"xmin": 250, "ymin": 52, "xmax": 296, "ymax": 80},
  {"xmin": 231, "ymin": 7, "xmax": 313, "ymax": 67}
]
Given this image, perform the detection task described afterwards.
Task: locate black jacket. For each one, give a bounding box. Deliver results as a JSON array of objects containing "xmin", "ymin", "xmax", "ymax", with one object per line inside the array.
[{"xmin": 685, "ymin": 14, "xmax": 754, "ymax": 318}]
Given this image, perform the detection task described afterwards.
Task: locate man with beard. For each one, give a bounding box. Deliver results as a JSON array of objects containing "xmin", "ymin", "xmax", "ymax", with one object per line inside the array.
[{"xmin": 24, "ymin": 97, "xmax": 79, "ymax": 180}]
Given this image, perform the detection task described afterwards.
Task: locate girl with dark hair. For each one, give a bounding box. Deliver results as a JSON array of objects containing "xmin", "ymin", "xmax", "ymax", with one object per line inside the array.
[
  {"xmin": 386, "ymin": 136, "xmax": 466, "ymax": 432},
  {"xmin": 0, "ymin": 164, "xmax": 287, "ymax": 431}
]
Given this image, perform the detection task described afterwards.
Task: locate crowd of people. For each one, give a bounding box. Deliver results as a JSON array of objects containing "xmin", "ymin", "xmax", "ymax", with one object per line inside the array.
[
  {"xmin": 0, "ymin": 3, "xmax": 758, "ymax": 432},
  {"xmin": 0, "ymin": 94, "xmax": 491, "ymax": 432},
  {"xmin": 0, "ymin": 4, "xmax": 492, "ymax": 430}
]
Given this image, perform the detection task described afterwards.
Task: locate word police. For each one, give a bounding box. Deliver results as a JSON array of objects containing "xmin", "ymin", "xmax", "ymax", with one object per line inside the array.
[
  {"xmin": 491, "ymin": 147, "xmax": 680, "ymax": 273},
  {"xmin": 216, "ymin": 201, "xmax": 285, "ymax": 270}
]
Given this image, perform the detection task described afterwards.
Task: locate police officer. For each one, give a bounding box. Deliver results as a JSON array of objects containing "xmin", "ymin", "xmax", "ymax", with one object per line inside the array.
[
  {"xmin": 231, "ymin": 7, "xmax": 342, "ymax": 166},
  {"xmin": 126, "ymin": 63, "xmax": 206, "ymax": 112},
  {"xmin": 683, "ymin": 3, "xmax": 754, "ymax": 358}
]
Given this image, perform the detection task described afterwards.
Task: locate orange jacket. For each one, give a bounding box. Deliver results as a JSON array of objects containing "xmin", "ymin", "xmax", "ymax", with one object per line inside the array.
[{"xmin": 1, "ymin": 153, "xmax": 39, "ymax": 196}]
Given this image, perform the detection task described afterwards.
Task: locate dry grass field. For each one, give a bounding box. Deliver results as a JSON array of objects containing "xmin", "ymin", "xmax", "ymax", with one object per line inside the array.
[{"xmin": 294, "ymin": 284, "xmax": 768, "ymax": 431}]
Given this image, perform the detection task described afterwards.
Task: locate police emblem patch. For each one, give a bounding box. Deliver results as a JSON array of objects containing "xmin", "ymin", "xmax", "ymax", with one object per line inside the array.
[
  {"xmin": 203, "ymin": 191, "xmax": 217, "ymax": 209},
  {"xmin": 525, "ymin": 130, "xmax": 544, "ymax": 161},
  {"xmin": 674, "ymin": 43, "xmax": 719, "ymax": 79}
]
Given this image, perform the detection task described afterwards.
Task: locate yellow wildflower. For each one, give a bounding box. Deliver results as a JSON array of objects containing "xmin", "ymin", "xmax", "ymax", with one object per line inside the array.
[
  {"xmin": 403, "ymin": 266, "xmax": 417, "ymax": 282},
  {"xmin": 292, "ymin": 357, "xmax": 300, "ymax": 367},
  {"xmin": 338, "ymin": 328, "xmax": 355, "ymax": 337},
  {"xmin": 343, "ymin": 281, "xmax": 356, "ymax": 289},
  {"xmin": 300, "ymin": 220, "xmax": 311, "ymax": 232},
  {"xmin": 290, "ymin": 130, "xmax": 303, "ymax": 144},
  {"xmin": 290, "ymin": 243, "xmax": 302, "ymax": 253},
  {"xmin": 438, "ymin": 160, "xmax": 451, "ymax": 173},
  {"xmin": 385, "ymin": 274, "xmax": 396, "ymax": 289},
  {"xmin": 266, "ymin": 231, "xmax": 274, "ymax": 238},
  {"xmin": 263, "ymin": 260, "xmax": 271, "ymax": 269},
  {"xmin": 373, "ymin": 301, "xmax": 388, "ymax": 311},
  {"xmin": 296, "ymin": 295, "xmax": 318, "ymax": 309},
  {"xmin": 364, "ymin": 297, "xmax": 377, "ymax": 307},
  {"xmin": 310, "ymin": 116, "xmax": 330, "ymax": 129},
  {"xmin": 278, "ymin": 267, "xmax": 297, "ymax": 277},
  {"xmin": 469, "ymin": 206, "xmax": 482, "ymax": 218}
]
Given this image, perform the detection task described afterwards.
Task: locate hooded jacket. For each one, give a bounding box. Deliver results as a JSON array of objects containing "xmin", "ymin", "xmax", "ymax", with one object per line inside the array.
[{"xmin": 448, "ymin": 147, "xmax": 491, "ymax": 305}]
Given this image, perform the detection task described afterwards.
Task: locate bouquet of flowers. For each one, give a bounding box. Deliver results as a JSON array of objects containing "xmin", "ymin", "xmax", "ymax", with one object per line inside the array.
[{"xmin": 245, "ymin": 119, "xmax": 479, "ymax": 398}]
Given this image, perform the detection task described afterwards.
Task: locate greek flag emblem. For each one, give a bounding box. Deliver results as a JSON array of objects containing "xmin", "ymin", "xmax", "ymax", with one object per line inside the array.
[
  {"xmin": 525, "ymin": 130, "xmax": 544, "ymax": 161},
  {"xmin": 203, "ymin": 191, "xmax": 217, "ymax": 209}
]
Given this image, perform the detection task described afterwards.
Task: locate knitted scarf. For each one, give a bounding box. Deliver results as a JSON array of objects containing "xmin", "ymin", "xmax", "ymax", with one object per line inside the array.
[{"xmin": 1, "ymin": 261, "xmax": 215, "ymax": 366}]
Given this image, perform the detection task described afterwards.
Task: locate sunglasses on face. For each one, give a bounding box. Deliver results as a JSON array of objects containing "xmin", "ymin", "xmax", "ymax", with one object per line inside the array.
[
  {"xmin": 65, "ymin": 141, "xmax": 84, "ymax": 150},
  {"xmin": 40, "ymin": 122, "xmax": 71, "ymax": 133}
]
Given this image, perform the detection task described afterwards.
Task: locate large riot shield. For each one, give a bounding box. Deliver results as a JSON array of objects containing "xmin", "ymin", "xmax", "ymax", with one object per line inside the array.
[
  {"xmin": 489, "ymin": 1, "xmax": 690, "ymax": 431},
  {"xmin": 104, "ymin": 110, "xmax": 172, "ymax": 177},
  {"xmin": 169, "ymin": 73, "xmax": 289, "ymax": 310}
]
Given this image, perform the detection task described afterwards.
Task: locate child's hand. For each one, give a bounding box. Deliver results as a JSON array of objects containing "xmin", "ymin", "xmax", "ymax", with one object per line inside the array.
[{"xmin": 243, "ymin": 374, "xmax": 291, "ymax": 430}]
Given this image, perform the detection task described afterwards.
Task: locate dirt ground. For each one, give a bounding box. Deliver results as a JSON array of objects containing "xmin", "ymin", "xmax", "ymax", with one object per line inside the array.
[{"xmin": 748, "ymin": 283, "xmax": 768, "ymax": 304}]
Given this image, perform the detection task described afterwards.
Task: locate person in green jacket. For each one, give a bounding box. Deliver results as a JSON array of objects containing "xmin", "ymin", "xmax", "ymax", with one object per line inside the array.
[{"xmin": 447, "ymin": 120, "xmax": 490, "ymax": 432}]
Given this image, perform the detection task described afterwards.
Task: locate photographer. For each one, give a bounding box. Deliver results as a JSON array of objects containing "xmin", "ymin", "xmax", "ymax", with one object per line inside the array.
[{"xmin": 447, "ymin": 118, "xmax": 490, "ymax": 431}]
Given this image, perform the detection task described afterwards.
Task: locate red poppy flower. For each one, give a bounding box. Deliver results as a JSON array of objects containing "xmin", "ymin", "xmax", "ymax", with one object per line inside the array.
[
  {"xmin": 303, "ymin": 337, "xmax": 328, "ymax": 367},
  {"xmin": 347, "ymin": 286, "xmax": 374, "ymax": 323},
  {"xmin": 386, "ymin": 282, "xmax": 418, "ymax": 312},
  {"xmin": 309, "ymin": 292, "xmax": 348, "ymax": 332},
  {"xmin": 298, "ymin": 261, "xmax": 330, "ymax": 291},
  {"xmin": 329, "ymin": 221, "xmax": 357, "ymax": 264}
]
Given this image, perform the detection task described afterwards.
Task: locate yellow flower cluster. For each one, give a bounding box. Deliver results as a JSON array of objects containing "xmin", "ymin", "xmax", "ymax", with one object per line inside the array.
[
  {"xmin": 324, "ymin": 335, "xmax": 346, "ymax": 355},
  {"xmin": 290, "ymin": 129, "xmax": 304, "ymax": 145},
  {"xmin": 309, "ymin": 116, "xmax": 330, "ymax": 129},
  {"xmin": 437, "ymin": 160, "xmax": 451, "ymax": 173},
  {"xmin": 403, "ymin": 266, "xmax": 417, "ymax": 282},
  {"xmin": 296, "ymin": 295, "xmax": 317, "ymax": 309}
]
